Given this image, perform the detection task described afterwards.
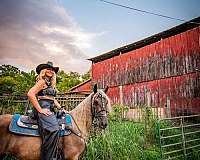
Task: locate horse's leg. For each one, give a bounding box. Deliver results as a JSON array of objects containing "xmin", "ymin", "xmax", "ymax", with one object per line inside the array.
[{"xmin": 62, "ymin": 134, "xmax": 86, "ymax": 160}]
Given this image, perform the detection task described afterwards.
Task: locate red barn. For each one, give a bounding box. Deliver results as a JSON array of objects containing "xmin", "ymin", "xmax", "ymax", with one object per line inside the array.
[
  {"xmin": 68, "ymin": 79, "xmax": 91, "ymax": 95},
  {"xmin": 89, "ymin": 17, "xmax": 200, "ymax": 119}
]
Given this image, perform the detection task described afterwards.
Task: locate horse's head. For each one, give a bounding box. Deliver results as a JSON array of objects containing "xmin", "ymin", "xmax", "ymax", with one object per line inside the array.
[{"xmin": 91, "ymin": 84, "xmax": 111, "ymax": 130}]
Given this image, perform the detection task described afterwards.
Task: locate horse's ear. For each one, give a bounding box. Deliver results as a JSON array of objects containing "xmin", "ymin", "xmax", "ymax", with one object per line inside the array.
[
  {"xmin": 104, "ymin": 86, "xmax": 109, "ymax": 93},
  {"xmin": 93, "ymin": 84, "xmax": 97, "ymax": 93}
]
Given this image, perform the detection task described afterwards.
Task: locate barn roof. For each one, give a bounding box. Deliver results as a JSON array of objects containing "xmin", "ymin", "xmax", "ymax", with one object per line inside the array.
[
  {"xmin": 68, "ymin": 79, "xmax": 91, "ymax": 92},
  {"xmin": 88, "ymin": 16, "xmax": 200, "ymax": 63}
]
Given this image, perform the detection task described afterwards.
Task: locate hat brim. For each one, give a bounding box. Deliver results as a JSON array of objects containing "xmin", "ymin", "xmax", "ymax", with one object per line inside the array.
[{"xmin": 36, "ymin": 64, "xmax": 59, "ymax": 74}]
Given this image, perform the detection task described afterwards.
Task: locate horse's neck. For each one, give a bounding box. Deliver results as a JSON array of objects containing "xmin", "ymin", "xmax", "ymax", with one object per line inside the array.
[{"xmin": 70, "ymin": 94, "xmax": 93, "ymax": 139}]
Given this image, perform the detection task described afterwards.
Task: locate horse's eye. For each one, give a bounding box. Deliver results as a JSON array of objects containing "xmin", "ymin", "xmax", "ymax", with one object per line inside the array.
[{"xmin": 94, "ymin": 100, "xmax": 99, "ymax": 105}]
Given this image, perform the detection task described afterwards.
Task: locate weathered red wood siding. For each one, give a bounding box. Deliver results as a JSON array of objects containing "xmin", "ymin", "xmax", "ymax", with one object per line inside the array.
[
  {"xmin": 106, "ymin": 86, "xmax": 120, "ymax": 104},
  {"xmin": 121, "ymin": 72, "xmax": 199, "ymax": 117},
  {"xmin": 92, "ymin": 27, "xmax": 200, "ymax": 117}
]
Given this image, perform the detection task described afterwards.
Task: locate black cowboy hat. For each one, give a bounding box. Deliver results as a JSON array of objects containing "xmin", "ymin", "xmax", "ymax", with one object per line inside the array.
[{"xmin": 36, "ymin": 61, "xmax": 59, "ymax": 74}]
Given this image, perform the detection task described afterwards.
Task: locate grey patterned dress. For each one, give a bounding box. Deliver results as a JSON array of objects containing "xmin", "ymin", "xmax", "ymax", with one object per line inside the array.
[{"xmin": 36, "ymin": 78, "xmax": 64, "ymax": 160}]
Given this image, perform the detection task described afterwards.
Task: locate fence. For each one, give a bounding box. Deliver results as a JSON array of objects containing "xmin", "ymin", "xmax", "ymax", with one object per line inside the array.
[
  {"xmin": 159, "ymin": 115, "xmax": 200, "ymax": 160},
  {"xmin": 0, "ymin": 94, "xmax": 87, "ymax": 114},
  {"xmin": 56, "ymin": 95, "xmax": 86, "ymax": 110}
]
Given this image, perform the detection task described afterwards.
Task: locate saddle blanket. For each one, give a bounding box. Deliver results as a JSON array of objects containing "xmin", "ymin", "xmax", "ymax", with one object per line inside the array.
[{"xmin": 9, "ymin": 114, "xmax": 72, "ymax": 137}]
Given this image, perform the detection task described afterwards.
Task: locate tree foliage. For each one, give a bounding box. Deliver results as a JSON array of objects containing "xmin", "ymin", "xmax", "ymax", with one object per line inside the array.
[
  {"xmin": 0, "ymin": 76, "xmax": 16, "ymax": 94},
  {"xmin": 0, "ymin": 64, "xmax": 91, "ymax": 95},
  {"xmin": 82, "ymin": 69, "xmax": 91, "ymax": 81},
  {"xmin": 0, "ymin": 64, "xmax": 20, "ymax": 77},
  {"xmin": 56, "ymin": 70, "xmax": 82, "ymax": 93}
]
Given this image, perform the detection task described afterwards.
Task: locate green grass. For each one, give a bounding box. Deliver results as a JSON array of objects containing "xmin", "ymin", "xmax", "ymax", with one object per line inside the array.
[{"xmin": 82, "ymin": 120, "xmax": 160, "ymax": 160}]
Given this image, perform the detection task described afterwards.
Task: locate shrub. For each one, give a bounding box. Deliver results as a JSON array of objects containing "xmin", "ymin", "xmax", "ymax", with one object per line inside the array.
[{"xmin": 110, "ymin": 104, "xmax": 129, "ymax": 121}]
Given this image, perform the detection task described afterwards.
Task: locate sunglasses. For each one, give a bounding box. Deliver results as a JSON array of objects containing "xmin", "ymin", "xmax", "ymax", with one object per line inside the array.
[{"xmin": 46, "ymin": 68, "xmax": 54, "ymax": 71}]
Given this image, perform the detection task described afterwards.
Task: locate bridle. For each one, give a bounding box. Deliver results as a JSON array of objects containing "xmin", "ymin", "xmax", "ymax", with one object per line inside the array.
[{"xmin": 91, "ymin": 91, "xmax": 108, "ymax": 125}]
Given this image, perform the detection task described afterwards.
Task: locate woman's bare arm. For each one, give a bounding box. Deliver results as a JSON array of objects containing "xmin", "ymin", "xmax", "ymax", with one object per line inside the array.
[{"xmin": 54, "ymin": 99, "xmax": 62, "ymax": 109}]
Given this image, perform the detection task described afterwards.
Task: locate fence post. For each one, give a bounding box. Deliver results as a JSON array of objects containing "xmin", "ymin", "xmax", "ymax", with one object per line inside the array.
[
  {"xmin": 166, "ymin": 96, "xmax": 171, "ymax": 118},
  {"xmin": 158, "ymin": 119, "xmax": 164, "ymax": 160},
  {"xmin": 119, "ymin": 85, "xmax": 123, "ymax": 105},
  {"xmin": 180, "ymin": 116, "xmax": 187, "ymax": 159}
]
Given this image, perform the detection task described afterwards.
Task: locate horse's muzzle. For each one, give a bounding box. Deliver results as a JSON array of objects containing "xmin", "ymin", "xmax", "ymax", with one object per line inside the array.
[{"xmin": 99, "ymin": 117, "xmax": 108, "ymax": 129}]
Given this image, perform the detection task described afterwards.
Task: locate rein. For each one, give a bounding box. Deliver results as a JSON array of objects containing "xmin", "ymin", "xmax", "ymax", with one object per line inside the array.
[{"xmin": 65, "ymin": 91, "xmax": 109, "ymax": 139}]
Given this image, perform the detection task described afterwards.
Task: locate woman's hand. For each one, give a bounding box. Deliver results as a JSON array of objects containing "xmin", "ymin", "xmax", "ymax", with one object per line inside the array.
[
  {"xmin": 39, "ymin": 108, "xmax": 52, "ymax": 116},
  {"xmin": 61, "ymin": 108, "xmax": 69, "ymax": 114}
]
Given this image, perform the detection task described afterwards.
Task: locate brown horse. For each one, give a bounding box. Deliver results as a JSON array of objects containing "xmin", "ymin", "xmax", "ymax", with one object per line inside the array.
[{"xmin": 0, "ymin": 85, "xmax": 111, "ymax": 160}]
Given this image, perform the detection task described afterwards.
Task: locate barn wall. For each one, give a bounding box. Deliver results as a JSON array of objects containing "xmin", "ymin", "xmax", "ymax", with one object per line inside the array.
[
  {"xmin": 107, "ymin": 72, "xmax": 199, "ymax": 117},
  {"xmin": 92, "ymin": 27, "xmax": 200, "ymax": 117},
  {"xmin": 92, "ymin": 27, "xmax": 200, "ymax": 88}
]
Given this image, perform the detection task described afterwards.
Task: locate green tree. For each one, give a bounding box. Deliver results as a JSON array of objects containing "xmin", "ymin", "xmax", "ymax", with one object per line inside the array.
[
  {"xmin": 0, "ymin": 64, "xmax": 20, "ymax": 77},
  {"xmin": 57, "ymin": 71, "xmax": 81, "ymax": 93},
  {"xmin": 14, "ymin": 70, "xmax": 36, "ymax": 94},
  {"xmin": 0, "ymin": 65, "xmax": 36, "ymax": 95},
  {"xmin": 81, "ymin": 69, "xmax": 91, "ymax": 81},
  {"xmin": 0, "ymin": 64, "xmax": 91, "ymax": 95},
  {"xmin": 0, "ymin": 76, "xmax": 16, "ymax": 94}
]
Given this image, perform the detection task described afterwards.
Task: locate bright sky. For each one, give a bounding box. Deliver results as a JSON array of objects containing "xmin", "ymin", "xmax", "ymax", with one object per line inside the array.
[{"xmin": 0, "ymin": 0, "xmax": 199, "ymax": 73}]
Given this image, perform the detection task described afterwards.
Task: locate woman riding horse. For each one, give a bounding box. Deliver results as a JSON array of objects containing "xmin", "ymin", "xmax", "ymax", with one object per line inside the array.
[
  {"xmin": 0, "ymin": 77, "xmax": 111, "ymax": 160},
  {"xmin": 27, "ymin": 61, "xmax": 65, "ymax": 160}
]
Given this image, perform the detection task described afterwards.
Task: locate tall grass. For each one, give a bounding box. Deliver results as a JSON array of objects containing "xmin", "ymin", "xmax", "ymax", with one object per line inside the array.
[{"xmin": 82, "ymin": 120, "xmax": 160, "ymax": 160}]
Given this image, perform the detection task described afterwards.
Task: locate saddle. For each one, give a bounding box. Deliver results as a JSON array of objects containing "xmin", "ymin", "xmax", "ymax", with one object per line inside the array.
[
  {"xmin": 18, "ymin": 115, "xmax": 38, "ymax": 129},
  {"xmin": 9, "ymin": 113, "xmax": 73, "ymax": 137}
]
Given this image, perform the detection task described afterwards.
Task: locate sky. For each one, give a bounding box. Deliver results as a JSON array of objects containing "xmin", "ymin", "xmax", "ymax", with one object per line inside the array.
[{"xmin": 0, "ymin": 0, "xmax": 199, "ymax": 74}]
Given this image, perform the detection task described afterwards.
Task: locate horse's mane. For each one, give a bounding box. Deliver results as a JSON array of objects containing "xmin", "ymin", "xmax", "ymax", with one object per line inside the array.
[
  {"xmin": 98, "ymin": 90, "xmax": 112, "ymax": 112},
  {"xmin": 70, "ymin": 94, "xmax": 93, "ymax": 138},
  {"xmin": 70, "ymin": 90, "xmax": 111, "ymax": 138}
]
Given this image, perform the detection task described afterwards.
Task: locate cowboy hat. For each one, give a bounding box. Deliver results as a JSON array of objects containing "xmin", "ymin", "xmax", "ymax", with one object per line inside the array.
[{"xmin": 36, "ymin": 61, "xmax": 59, "ymax": 74}]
